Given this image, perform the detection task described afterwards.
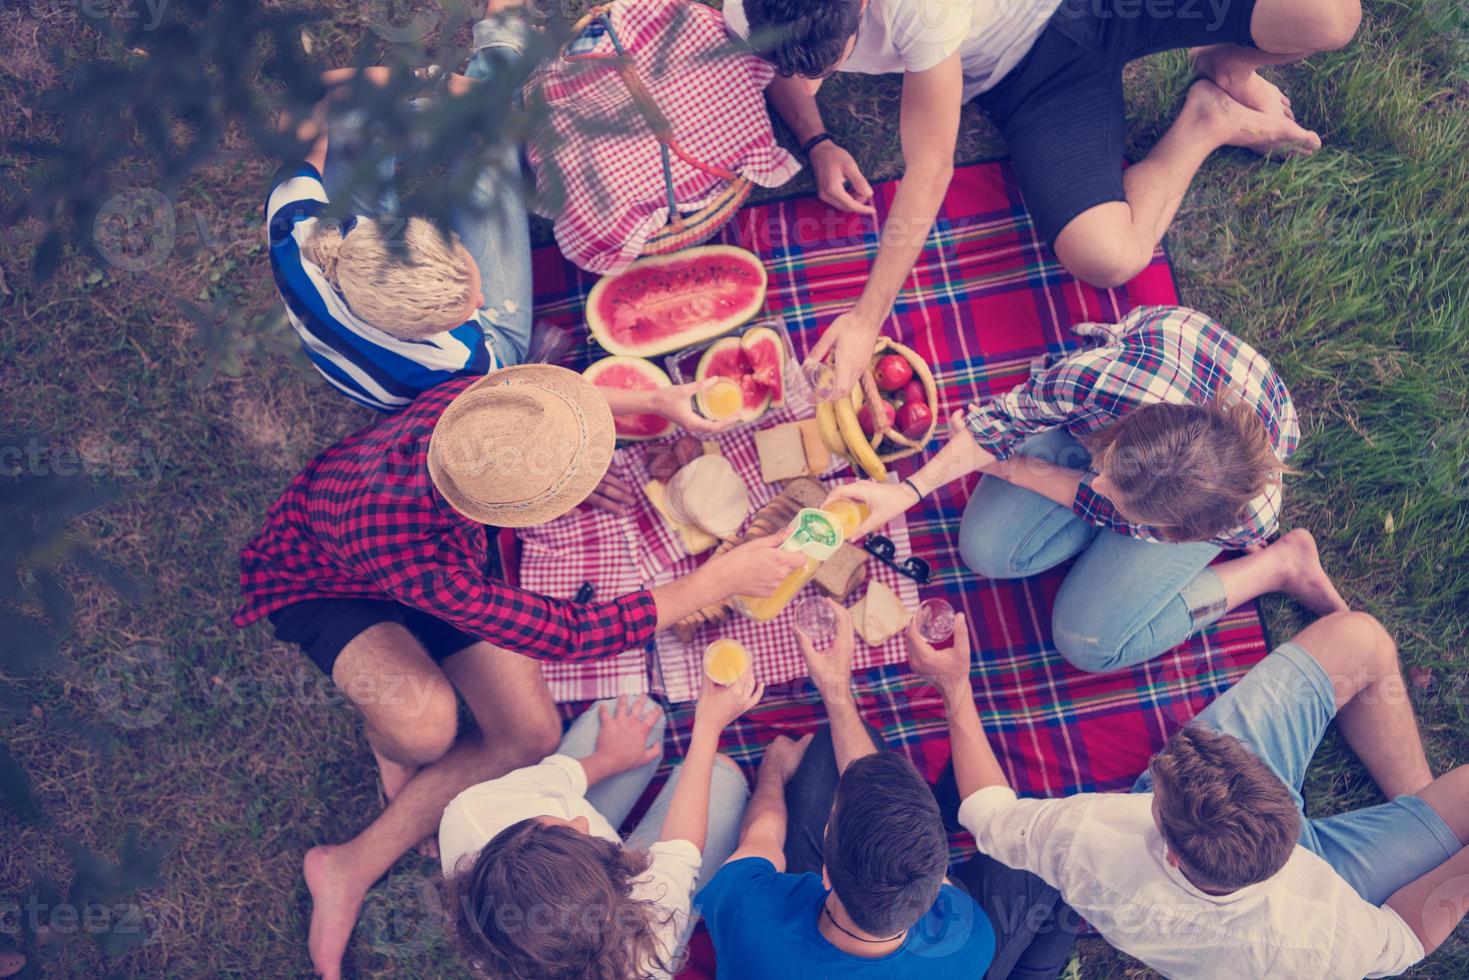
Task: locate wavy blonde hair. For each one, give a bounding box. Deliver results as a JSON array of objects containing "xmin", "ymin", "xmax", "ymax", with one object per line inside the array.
[{"xmin": 302, "ymin": 216, "xmax": 474, "ymax": 338}]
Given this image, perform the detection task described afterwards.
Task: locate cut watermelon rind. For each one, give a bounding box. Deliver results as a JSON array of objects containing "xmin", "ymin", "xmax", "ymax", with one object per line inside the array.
[
  {"xmin": 585, "ymin": 245, "xmax": 769, "ymax": 358},
  {"xmin": 583, "ymin": 355, "xmax": 677, "ymax": 442}
]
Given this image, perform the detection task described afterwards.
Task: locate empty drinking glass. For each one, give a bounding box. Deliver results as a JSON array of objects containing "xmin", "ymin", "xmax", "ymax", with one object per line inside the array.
[
  {"xmin": 801, "ymin": 359, "xmax": 836, "ymax": 403},
  {"xmin": 916, "ymin": 597, "xmax": 956, "ymax": 644},
  {"xmin": 792, "ymin": 595, "xmax": 838, "ymax": 649}
]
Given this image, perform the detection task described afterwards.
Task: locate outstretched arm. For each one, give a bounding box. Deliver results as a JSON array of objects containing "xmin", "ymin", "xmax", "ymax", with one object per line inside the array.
[
  {"xmin": 795, "ymin": 600, "xmax": 877, "ymax": 771},
  {"xmin": 723, "ymin": 734, "xmax": 813, "ymax": 872},
  {"xmin": 659, "ymin": 673, "xmax": 764, "ymax": 850},
  {"xmin": 905, "ymin": 614, "xmax": 1009, "ymax": 797}
]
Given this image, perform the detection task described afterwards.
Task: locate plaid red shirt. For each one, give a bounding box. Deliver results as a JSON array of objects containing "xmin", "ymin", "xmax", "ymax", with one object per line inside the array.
[
  {"xmin": 965, "ymin": 306, "xmax": 1299, "ymax": 549},
  {"xmin": 232, "ymin": 377, "xmax": 659, "ymax": 661}
]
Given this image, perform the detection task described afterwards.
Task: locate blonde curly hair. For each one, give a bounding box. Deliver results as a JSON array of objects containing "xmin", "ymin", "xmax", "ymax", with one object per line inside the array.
[{"xmin": 302, "ymin": 216, "xmax": 475, "ymax": 338}]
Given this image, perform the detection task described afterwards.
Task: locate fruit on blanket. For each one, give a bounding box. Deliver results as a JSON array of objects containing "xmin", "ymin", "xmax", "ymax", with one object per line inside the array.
[
  {"xmin": 582, "ymin": 355, "xmax": 675, "ymax": 441},
  {"xmin": 695, "ymin": 336, "xmax": 773, "ymax": 421},
  {"xmin": 834, "ymin": 395, "xmax": 888, "ymax": 481},
  {"xmin": 874, "ymin": 354, "xmax": 914, "ymax": 392},
  {"xmin": 586, "ymin": 245, "xmax": 768, "ymax": 357},
  {"xmin": 740, "ymin": 325, "xmax": 785, "ymax": 406},
  {"xmin": 815, "ymin": 400, "xmax": 846, "ymax": 456},
  {"xmin": 858, "ymin": 400, "xmax": 895, "ymax": 438},
  {"xmin": 898, "ymin": 380, "xmax": 926, "ymax": 407},
  {"xmin": 703, "ymin": 638, "xmax": 750, "ymax": 685},
  {"xmin": 897, "ymin": 400, "xmax": 933, "ymax": 440}
]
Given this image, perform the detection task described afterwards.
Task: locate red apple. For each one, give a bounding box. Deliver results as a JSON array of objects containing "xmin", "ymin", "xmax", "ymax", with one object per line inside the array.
[
  {"xmin": 873, "ymin": 354, "xmax": 913, "ymax": 392},
  {"xmin": 858, "ymin": 399, "xmax": 896, "ymax": 437},
  {"xmin": 898, "ymin": 380, "xmax": 926, "ymax": 406},
  {"xmin": 897, "ymin": 400, "xmax": 933, "ymax": 440}
]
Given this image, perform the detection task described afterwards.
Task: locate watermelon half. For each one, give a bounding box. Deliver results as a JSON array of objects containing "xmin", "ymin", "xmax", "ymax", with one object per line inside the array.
[
  {"xmin": 586, "ymin": 245, "xmax": 768, "ymax": 357},
  {"xmin": 739, "ymin": 325, "xmax": 784, "ymax": 407},
  {"xmin": 583, "ymin": 355, "xmax": 676, "ymax": 441},
  {"xmin": 694, "ymin": 336, "xmax": 773, "ymax": 422}
]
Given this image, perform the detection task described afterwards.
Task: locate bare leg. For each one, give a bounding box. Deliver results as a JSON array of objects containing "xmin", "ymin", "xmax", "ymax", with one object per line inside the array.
[
  {"xmin": 1195, "ymin": 0, "xmax": 1362, "ymax": 109},
  {"xmin": 1289, "ymin": 611, "xmax": 1432, "ymax": 799},
  {"xmin": 303, "ymin": 641, "xmax": 559, "ymax": 980},
  {"xmin": 1212, "ymin": 528, "xmax": 1349, "ymax": 617},
  {"xmin": 1386, "ymin": 828, "xmax": 1469, "ymax": 955},
  {"xmin": 1054, "ymin": 80, "xmax": 1321, "ymax": 287},
  {"xmin": 1414, "ymin": 766, "xmax": 1469, "ymax": 845}
]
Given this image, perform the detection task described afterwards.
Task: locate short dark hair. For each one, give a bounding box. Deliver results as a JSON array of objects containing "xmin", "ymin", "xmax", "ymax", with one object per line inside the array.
[
  {"xmin": 742, "ymin": 0, "xmax": 863, "ymax": 78},
  {"xmin": 1149, "ymin": 726, "xmax": 1301, "ymax": 892},
  {"xmin": 823, "ymin": 752, "xmax": 949, "ymax": 936}
]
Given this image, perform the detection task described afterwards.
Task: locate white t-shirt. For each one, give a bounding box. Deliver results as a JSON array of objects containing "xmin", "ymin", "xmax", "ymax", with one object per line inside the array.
[
  {"xmin": 959, "ymin": 786, "xmax": 1426, "ymax": 979},
  {"xmin": 723, "ymin": 0, "xmax": 1058, "ymax": 101},
  {"xmin": 439, "ymin": 754, "xmax": 702, "ymax": 978}
]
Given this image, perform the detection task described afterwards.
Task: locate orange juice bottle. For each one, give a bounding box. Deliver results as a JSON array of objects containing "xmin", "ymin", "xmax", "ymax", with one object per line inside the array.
[
  {"xmin": 736, "ymin": 499, "xmax": 869, "ymax": 622},
  {"xmin": 703, "ymin": 637, "xmax": 750, "ymax": 685}
]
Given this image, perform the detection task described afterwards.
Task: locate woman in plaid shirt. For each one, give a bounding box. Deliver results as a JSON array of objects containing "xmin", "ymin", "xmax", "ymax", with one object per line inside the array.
[{"xmin": 835, "ymin": 305, "xmax": 1348, "ymax": 673}]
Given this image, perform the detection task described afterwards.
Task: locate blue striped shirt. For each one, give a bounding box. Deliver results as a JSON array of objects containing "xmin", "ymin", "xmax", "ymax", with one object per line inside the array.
[{"xmin": 265, "ymin": 165, "xmax": 496, "ymax": 412}]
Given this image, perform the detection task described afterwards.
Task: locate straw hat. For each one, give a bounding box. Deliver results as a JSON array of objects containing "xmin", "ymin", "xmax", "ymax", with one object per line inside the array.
[{"xmin": 428, "ymin": 364, "xmax": 616, "ymax": 527}]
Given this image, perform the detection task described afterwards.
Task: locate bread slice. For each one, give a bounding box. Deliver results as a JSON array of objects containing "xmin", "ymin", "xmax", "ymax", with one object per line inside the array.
[
  {"xmin": 782, "ymin": 476, "xmax": 828, "ymax": 510},
  {"xmin": 755, "ymin": 424, "xmax": 808, "ymax": 484},
  {"xmin": 796, "ymin": 418, "xmax": 831, "ymax": 475},
  {"xmin": 856, "ymin": 580, "xmax": 911, "ymax": 646},
  {"xmin": 644, "ymin": 480, "xmax": 718, "ymax": 555},
  {"xmin": 813, "ymin": 542, "xmax": 867, "ymax": 600}
]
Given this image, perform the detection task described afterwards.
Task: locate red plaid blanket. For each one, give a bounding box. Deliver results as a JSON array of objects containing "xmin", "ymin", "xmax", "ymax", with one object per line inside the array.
[{"xmin": 523, "ymin": 158, "xmax": 1271, "ymax": 975}]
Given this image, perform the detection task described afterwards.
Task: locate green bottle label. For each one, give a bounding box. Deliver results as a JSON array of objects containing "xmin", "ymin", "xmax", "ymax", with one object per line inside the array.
[{"xmin": 781, "ymin": 509, "xmax": 842, "ymax": 561}]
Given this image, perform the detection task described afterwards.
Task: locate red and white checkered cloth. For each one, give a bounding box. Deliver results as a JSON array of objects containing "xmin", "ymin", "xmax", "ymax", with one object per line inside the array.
[
  {"xmin": 524, "ymin": 0, "xmax": 801, "ymax": 274},
  {"xmin": 522, "ymin": 393, "xmax": 922, "ymax": 704}
]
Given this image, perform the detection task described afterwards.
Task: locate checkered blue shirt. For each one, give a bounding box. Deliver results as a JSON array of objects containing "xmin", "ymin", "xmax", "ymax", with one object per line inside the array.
[{"xmin": 965, "ymin": 306, "xmax": 1299, "ymax": 549}]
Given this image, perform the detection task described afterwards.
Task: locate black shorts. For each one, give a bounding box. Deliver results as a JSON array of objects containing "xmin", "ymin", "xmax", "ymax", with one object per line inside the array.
[
  {"xmin": 269, "ymin": 597, "xmax": 480, "ymax": 677},
  {"xmin": 976, "ymin": 0, "xmax": 1259, "ymax": 244}
]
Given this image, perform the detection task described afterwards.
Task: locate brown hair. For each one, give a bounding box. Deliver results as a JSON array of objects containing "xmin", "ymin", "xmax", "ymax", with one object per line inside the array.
[
  {"xmin": 1085, "ymin": 398, "xmax": 1288, "ymax": 542},
  {"xmin": 446, "ymin": 819, "xmax": 674, "ymax": 979},
  {"xmin": 1149, "ymin": 726, "xmax": 1301, "ymax": 892},
  {"xmin": 302, "ymin": 216, "xmax": 474, "ymax": 339}
]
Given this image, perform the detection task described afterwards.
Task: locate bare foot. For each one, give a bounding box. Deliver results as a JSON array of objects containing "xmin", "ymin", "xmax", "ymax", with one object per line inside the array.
[
  {"xmin": 1269, "ymin": 528, "xmax": 1350, "ymax": 616},
  {"xmin": 1185, "ymin": 78, "xmax": 1321, "ymax": 159},
  {"xmin": 303, "ymin": 845, "xmax": 369, "ymax": 980}
]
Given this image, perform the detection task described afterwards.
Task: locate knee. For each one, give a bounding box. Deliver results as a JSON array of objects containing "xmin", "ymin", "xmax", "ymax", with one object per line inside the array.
[
  {"xmin": 1339, "ymin": 610, "xmax": 1398, "ymax": 674},
  {"xmin": 511, "ymin": 709, "xmax": 564, "ymax": 765},
  {"xmin": 1313, "ymin": 0, "xmax": 1362, "ymax": 51},
  {"xmin": 1051, "ymin": 611, "xmax": 1134, "ymax": 674},
  {"xmin": 1058, "ymin": 243, "xmax": 1151, "ymax": 289},
  {"xmin": 959, "ymin": 524, "xmax": 1027, "ymax": 580},
  {"xmin": 390, "ymin": 689, "xmax": 461, "ymax": 766}
]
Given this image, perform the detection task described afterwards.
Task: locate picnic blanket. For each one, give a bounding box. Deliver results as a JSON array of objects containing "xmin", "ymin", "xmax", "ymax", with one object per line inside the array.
[{"xmin": 520, "ymin": 158, "xmax": 1273, "ymax": 974}]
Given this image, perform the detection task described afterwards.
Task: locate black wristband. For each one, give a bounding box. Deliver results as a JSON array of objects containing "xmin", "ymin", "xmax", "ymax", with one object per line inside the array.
[
  {"xmin": 800, "ymin": 132, "xmax": 836, "ymax": 157},
  {"xmin": 902, "ymin": 477, "xmax": 924, "ymax": 503}
]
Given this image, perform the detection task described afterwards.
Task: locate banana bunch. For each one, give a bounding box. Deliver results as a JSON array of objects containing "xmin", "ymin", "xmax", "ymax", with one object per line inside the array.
[{"xmin": 812, "ymin": 338, "xmax": 939, "ymax": 481}]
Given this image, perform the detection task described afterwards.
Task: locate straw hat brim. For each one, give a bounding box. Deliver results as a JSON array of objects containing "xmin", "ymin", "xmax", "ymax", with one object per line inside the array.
[{"xmin": 428, "ymin": 364, "xmax": 616, "ymax": 527}]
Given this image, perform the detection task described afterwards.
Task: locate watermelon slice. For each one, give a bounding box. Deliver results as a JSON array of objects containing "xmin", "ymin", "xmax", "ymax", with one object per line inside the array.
[
  {"xmin": 586, "ymin": 245, "xmax": 768, "ymax": 357},
  {"xmin": 739, "ymin": 325, "xmax": 784, "ymax": 407},
  {"xmin": 583, "ymin": 356, "xmax": 676, "ymax": 441},
  {"xmin": 695, "ymin": 336, "xmax": 772, "ymax": 422}
]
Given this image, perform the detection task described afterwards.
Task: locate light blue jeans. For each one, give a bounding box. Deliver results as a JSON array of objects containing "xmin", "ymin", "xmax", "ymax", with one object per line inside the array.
[
  {"xmin": 320, "ymin": 16, "xmax": 534, "ymax": 364},
  {"xmin": 1133, "ymin": 642, "xmax": 1463, "ymax": 905},
  {"xmin": 557, "ymin": 698, "xmax": 751, "ymax": 916},
  {"xmin": 959, "ymin": 428, "xmax": 1229, "ymax": 673}
]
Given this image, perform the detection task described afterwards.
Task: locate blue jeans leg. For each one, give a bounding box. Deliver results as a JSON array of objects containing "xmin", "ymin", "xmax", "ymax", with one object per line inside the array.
[
  {"xmin": 456, "ymin": 17, "xmax": 534, "ymax": 365},
  {"xmin": 556, "ymin": 697, "xmax": 668, "ymax": 830},
  {"xmin": 959, "ymin": 429, "xmax": 1100, "ymax": 579},
  {"xmin": 1050, "ymin": 530, "xmax": 1224, "ymax": 673}
]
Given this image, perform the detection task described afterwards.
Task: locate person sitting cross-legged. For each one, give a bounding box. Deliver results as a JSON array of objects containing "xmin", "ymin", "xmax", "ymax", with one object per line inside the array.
[
  {"xmin": 232, "ymin": 365, "xmax": 804, "ymax": 980},
  {"xmin": 440, "ymin": 677, "xmax": 761, "ymax": 979},
  {"xmin": 694, "ymin": 601, "xmax": 1077, "ymax": 978},
  {"xmin": 835, "ymin": 305, "xmax": 1347, "ymax": 674},
  {"xmin": 908, "ymin": 608, "xmax": 1469, "ymax": 978}
]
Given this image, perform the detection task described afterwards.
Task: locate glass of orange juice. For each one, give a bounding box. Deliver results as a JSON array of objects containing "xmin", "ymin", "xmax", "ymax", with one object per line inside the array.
[
  {"xmin": 703, "ymin": 637, "xmax": 750, "ymax": 685},
  {"xmin": 698, "ymin": 377, "xmax": 744, "ymax": 421}
]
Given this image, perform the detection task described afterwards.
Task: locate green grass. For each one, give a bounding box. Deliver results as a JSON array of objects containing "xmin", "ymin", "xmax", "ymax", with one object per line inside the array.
[{"xmin": 1, "ymin": 0, "xmax": 1466, "ymax": 976}]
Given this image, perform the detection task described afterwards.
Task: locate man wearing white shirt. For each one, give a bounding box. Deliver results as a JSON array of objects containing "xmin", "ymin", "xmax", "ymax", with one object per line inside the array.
[
  {"xmin": 905, "ymin": 609, "xmax": 1469, "ymax": 978},
  {"xmin": 725, "ymin": 0, "xmax": 1362, "ymax": 397}
]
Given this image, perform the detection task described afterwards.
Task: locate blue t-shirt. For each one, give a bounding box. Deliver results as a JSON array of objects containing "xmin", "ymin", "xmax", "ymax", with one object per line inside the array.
[
  {"xmin": 265, "ymin": 164, "xmax": 495, "ymax": 412},
  {"xmin": 697, "ymin": 858, "xmax": 996, "ymax": 978}
]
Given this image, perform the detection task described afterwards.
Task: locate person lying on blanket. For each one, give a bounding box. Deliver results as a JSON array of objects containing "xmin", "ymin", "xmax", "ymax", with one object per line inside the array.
[
  {"xmin": 439, "ymin": 682, "xmax": 759, "ymax": 979},
  {"xmin": 911, "ymin": 608, "xmax": 1469, "ymax": 978},
  {"xmin": 693, "ymin": 600, "xmax": 1077, "ymax": 978},
  {"xmin": 269, "ymin": 11, "xmax": 727, "ymax": 514},
  {"xmin": 723, "ymin": 0, "xmax": 1353, "ymax": 395},
  {"xmin": 231, "ymin": 365, "xmax": 805, "ymax": 980},
  {"xmin": 833, "ymin": 305, "xmax": 1347, "ymax": 674}
]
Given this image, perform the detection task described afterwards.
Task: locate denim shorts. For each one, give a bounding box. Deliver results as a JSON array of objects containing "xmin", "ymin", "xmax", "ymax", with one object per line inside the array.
[{"xmin": 1134, "ymin": 642, "xmax": 1463, "ymax": 904}]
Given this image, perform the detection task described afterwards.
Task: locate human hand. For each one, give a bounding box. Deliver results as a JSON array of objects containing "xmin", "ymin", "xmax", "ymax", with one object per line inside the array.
[
  {"xmin": 808, "ymin": 310, "xmax": 881, "ymax": 400},
  {"xmin": 905, "ymin": 612, "xmax": 972, "ymax": 694},
  {"xmin": 824, "ymin": 481, "xmax": 919, "ymax": 540},
  {"xmin": 810, "ymin": 142, "xmax": 875, "ymax": 216},
  {"xmin": 793, "ymin": 598, "xmax": 855, "ymax": 703},
  {"xmin": 757, "ymin": 732, "xmax": 815, "ymax": 786},
  {"xmin": 708, "ymin": 535, "xmax": 807, "ymax": 599},
  {"xmin": 588, "ymin": 695, "xmax": 662, "ymax": 776},
  {"xmin": 651, "ymin": 379, "xmax": 739, "ymax": 435},
  {"xmin": 579, "ymin": 470, "xmax": 635, "ymax": 516},
  {"xmin": 694, "ymin": 668, "xmax": 765, "ymax": 734}
]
